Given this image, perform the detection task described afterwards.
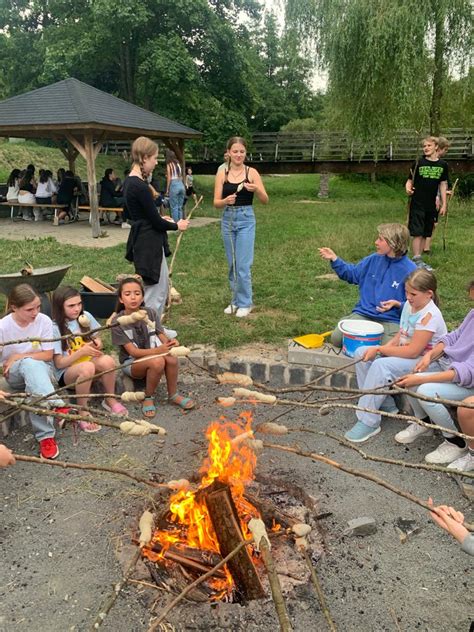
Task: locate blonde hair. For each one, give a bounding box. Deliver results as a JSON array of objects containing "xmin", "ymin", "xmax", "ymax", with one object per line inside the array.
[
  {"xmin": 131, "ymin": 136, "xmax": 158, "ymax": 179},
  {"xmin": 405, "ymin": 269, "xmax": 439, "ymax": 305},
  {"xmin": 377, "ymin": 223, "xmax": 410, "ymax": 257},
  {"xmin": 422, "ymin": 136, "xmax": 439, "ymax": 147},
  {"xmin": 437, "ymin": 136, "xmax": 450, "ymax": 150},
  {"xmin": 226, "ymin": 136, "xmax": 247, "ymax": 151}
]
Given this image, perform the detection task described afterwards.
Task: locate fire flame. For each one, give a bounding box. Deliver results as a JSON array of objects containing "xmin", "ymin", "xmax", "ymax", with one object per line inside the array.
[{"xmin": 145, "ymin": 411, "xmax": 261, "ymax": 596}]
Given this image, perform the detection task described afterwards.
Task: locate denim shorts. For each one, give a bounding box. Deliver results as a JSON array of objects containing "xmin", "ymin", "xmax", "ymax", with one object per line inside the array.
[{"xmin": 122, "ymin": 357, "xmax": 135, "ymax": 377}]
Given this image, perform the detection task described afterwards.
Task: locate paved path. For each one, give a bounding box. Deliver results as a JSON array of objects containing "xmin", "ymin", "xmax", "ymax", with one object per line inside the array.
[{"xmin": 0, "ymin": 216, "xmax": 219, "ymax": 249}]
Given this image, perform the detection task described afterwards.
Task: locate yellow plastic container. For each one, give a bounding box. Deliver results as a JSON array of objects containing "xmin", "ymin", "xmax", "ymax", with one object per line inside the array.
[{"xmin": 292, "ymin": 331, "xmax": 332, "ymax": 349}]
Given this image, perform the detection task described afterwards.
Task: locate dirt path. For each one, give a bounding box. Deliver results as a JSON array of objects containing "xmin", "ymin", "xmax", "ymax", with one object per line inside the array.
[
  {"xmin": 0, "ymin": 216, "xmax": 219, "ymax": 249},
  {"xmin": 0, "ymin": 371, "xmax": 472, "ymax": 631}
]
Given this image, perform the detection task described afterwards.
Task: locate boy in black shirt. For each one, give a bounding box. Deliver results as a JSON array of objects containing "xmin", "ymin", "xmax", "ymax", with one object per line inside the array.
[{"xmin": 405, "ymin": 136, "xmax": 448, "ymax": 269}]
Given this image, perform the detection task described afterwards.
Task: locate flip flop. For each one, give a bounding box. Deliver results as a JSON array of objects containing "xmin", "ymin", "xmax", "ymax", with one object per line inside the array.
[
  {"xmin": 142, "ymin": 398, "xmax": 156, "ymax": 419},
  {"xmin": 168, "ymin": 393, "xmax": 195, "ymax": 410}
]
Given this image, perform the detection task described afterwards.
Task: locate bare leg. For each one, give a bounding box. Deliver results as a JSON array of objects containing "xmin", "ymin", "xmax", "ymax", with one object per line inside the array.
[
  {"xmin": 63, "ymin": 362, "xmax": 96, "ymax": 409},
  {"xmin": 458, "ymin": 397, "xmax": 474, "ymax": 450},
  {"xmin": 91, "ymin": 355, "xmax": 121, "ymax": 408},
  {"xmin": 131, "ymin": 356, "xmax": 165, "ymax": 397},
  {"xmin": 412, "ymin": 236, "xmax": 425, "ymax": 257},
  {"xmin": 164, "ymin": 356, "xmax": 178, "ymax": 396}
]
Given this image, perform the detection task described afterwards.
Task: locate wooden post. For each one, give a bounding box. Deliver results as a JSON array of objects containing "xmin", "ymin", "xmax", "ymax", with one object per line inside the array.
[
  {"xmin": 202, "ymin": 480, "xmax": 265, "ymax": 600},
  {"xmin": 84, "ymin": 133, "xmax": 100, "ymax": 238},
  {"xmin": 318, "ymin": 172, "xmax": 330, "ymax": 198}
]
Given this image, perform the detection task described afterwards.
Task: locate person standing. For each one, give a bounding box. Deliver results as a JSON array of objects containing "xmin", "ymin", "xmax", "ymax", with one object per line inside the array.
[
  {"xmin": 213, "ymin": 136, "xmax": 268, "ymax": 318},
  {"xmin": 165, "ymin": 150, "xmax": 186, "ymax": 222},
  {"xmin": 405, "ymin": 136, "xmax": 448, "ymax": 270},
  {"xmin": 124, "ymin": 137, "xmax": 189, "ymax": 321}
]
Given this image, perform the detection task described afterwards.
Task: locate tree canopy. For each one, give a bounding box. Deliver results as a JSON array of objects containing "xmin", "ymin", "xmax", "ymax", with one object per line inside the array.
[{"xmin": 285, "ymin": 0, "xmax": 472, "ymax": 143}]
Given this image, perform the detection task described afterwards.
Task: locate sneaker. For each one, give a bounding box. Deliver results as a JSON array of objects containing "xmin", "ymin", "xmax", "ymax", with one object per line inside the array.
[
  {"xmin": 121, "ymin": 222, "xmax": 131, "ymax": 229},
  {"xmin": 39, "ymin": 437, "xmax": 59, "ymax": 459},
  {"xmin": 22, "ymin": 215, "xmax": 33, "ymax": 222},
  {"xmin": 394, "ymin": 422, "xmax": 433, "ymax": 444},
  {"xmin": 447, "ymin": 451, "xmax": 474, "ymax": 472},
  {"xmin": 344, "ymin": 421, "xmax": 381, "ymax": 443},
  {"xmin": 235, "ymin": 307, "xmax": 252, "ymax": 318},
  {"xmin": 424, "ymin": 440, "xmax": 467, "ymax": 464},
  {"xmin": 224, "ymin": 304, "xmax": 237, "ymax": 315}
]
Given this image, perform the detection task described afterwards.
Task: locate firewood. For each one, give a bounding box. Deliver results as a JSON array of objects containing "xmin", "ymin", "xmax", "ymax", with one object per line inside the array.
[{"xmin": 80, "ymin": 275, "xmax": 114, "ymax": 293}]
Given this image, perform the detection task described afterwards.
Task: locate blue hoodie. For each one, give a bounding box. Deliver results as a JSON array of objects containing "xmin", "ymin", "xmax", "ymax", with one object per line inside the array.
[{"xmin": 331, "ymin": 253, "xmax": 416, "ymax": 323}]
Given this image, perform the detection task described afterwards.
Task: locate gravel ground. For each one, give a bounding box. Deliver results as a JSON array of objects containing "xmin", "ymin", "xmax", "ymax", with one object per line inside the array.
[{"xmin": 0, "ymin": 371, "xmax": 472, "ymax": 632}]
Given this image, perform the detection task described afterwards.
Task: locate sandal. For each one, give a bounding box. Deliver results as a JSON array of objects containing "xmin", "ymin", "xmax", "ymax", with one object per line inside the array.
[
  {"xmin": 78, "ymin": 409, "xmax": 101, "ymax": 433},
  {"xmin": 102, "ymin": 400, "xmax": 128, "ymax": 416},
  {"xmin": 168, "ymin": 393, "xmax": 195, "ymax": 410},
  {"xmin": 142, "ymin": 398, "xmax": 156, "ymax": 419}
]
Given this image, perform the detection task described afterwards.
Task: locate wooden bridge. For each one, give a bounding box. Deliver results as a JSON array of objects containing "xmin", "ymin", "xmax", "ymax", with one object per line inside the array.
[{"xmin": 102, "ymin": 127, "xmax": 473, "ymax": 175}]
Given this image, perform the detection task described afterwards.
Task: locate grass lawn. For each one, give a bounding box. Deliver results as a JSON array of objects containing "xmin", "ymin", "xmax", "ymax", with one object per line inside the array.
[{"xmin": 0, "ymin": 173, "xmax": 472, "ymax": 348}]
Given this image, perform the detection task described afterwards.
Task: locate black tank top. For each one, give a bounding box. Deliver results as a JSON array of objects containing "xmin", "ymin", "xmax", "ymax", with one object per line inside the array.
[{"xmin": 222, "ymin": 166, "xmax": 254, "ymax": 206}]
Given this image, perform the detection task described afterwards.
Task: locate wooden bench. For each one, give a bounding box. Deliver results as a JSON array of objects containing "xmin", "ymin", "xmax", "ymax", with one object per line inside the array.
[
  {"xmin": 1, "ymin": 201, "xmax": 69, "ymax": 221},
  {"xmin": 78, "ymin": 206, "xmax": 124, "ymax": 223}
]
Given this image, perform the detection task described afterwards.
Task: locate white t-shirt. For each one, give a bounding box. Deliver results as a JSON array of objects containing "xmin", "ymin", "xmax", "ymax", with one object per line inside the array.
[
  {"xmin": 52, "ymin": 311, "xmax": 100, "ymax": 378},
  {"xmin": 399, "ymin": 299, "xmax": 447, "ymax": 352},
  {"xmin": 36, "ymin": 178, "xmax": 57, "ymax": 198},
  {"xmin": 0, "ymin": 313, "xmax": 54, "ymax": 363}
]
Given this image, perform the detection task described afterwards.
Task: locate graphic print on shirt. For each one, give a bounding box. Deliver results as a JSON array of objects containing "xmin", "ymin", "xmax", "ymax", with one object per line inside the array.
[
  {"xmin": 399, "ymin": 308, "xmax": 434, "ymax": 351},
  {"xmin": 68, "ymin": 335, "xmax": 91, "ymax": 364},
  {"xmin": 418, "ymin": 165, "xmax": 445, "ymax": 180}
]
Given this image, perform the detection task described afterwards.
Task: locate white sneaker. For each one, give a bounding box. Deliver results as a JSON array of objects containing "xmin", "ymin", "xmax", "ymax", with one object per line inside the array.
[
  {"xmin": 235, "ymin": 307, "xmax": 252, "ymax": 318},
  {"xmin": 447, "ymin": 451, "xmax": 474, "ymax": 472},
  {"xmin": 425, "ymin": 440, "xmax": 468, "ymax": 464},
  {"xmin": 394, "ymin": 422, "xmax": 433, "ymax": 444},
  {"xmin": 224, "ymin": 304, "xmax": 237, "ymax": 315},
  {"xmin": 121, "ymin": 222, "xmax": 131, "ymax": 229}
]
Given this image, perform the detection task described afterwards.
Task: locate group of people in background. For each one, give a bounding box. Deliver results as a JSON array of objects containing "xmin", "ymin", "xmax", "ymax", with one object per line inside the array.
[
  {"xmin": 0, "ymin": 133, "xmax": 472, "ymax": 557},
  {"xmin": 6, "ymin": 163, "xmax": 85, "ymax": 222}
]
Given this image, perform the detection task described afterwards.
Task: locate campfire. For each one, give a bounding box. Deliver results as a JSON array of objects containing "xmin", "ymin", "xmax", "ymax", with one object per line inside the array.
[{"xmin": 142, "ymin": 412, "xmax": 267, "ymax": 601}]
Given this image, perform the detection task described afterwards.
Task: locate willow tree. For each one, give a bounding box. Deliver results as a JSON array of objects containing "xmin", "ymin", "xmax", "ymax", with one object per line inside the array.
[{"xmin": 285, "ymin": 0, "xmax": 472, "ymax": 145}]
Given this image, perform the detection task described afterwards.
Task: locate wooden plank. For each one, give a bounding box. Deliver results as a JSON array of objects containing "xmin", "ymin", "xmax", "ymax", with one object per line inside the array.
[
  {"xmin": 203, "ymin": 480, "xmax": 265, "ymax": 600},
  {"xmin": 80, "ymin": 276, "xmax": 114, "ymax": 293}
]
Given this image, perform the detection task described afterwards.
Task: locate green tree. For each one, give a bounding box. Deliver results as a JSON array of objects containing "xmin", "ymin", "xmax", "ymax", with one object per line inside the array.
[{"xmin": 285, "ymin": 0, "xmax": 472, "ymax": 142}]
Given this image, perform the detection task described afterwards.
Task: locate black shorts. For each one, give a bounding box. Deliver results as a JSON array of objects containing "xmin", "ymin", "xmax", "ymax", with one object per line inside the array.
[
  {"xmin": 185, "ymin": 186, "xmax": 194, "ymax": 196},
  {"xmin": 433, "ymin": 209, "xmax": 440, "ymax": 224},
  {"xmin": 58, "ymin": 373, "xmax": 66, "ymax": 387},
  {"xmin": 408, "ymin": 205, "xmax": 435, "ymax": 238}
]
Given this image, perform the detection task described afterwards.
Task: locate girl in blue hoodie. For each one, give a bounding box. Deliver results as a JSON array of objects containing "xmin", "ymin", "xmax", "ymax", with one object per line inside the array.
[{"xmin": 319, "ymin": 223, "xmax": 416, "ymax": 347}]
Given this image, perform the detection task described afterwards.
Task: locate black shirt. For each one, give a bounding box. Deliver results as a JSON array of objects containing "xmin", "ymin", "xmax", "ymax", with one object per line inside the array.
[
  {"xmin": 222, "ymin": 166, "xmax": 254, "ymax": 206},
  {"xmin": 123, "ymin": 176, "xmax": 177, "ymax": 232},
  {"xmin": 409, "ymin": 157, "xmax": 448, "ymax": 213}
]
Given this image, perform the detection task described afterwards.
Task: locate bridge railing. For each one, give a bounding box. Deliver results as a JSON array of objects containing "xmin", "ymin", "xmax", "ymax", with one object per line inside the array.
[
  {"xmin": 98, "ymin": 128, "xmax": 473, "ymax": 162},
  {"xmin": 249, "ymin": 128, "xmax": 473, "ymax": 162}
]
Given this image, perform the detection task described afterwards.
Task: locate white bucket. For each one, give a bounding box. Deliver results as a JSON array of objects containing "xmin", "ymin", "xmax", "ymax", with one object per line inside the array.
[{"xmin": 337, "ymin": 319, "xmax": 384, "ymax": 357}]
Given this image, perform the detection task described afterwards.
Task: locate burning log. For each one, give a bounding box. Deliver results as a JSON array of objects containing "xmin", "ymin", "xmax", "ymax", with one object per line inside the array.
[
  {"xmin": 135, "ymin": 539, "xmax": 226, "ymax": 578},
  {"xmin": 202, "ymin": 480, "xmax": 265, "ymax": 600}
]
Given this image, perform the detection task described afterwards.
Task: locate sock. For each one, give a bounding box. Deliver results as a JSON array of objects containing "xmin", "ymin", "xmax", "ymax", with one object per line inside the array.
[{"xmin": 446, "ymin": 435, "xmax": 466, "ymax": 449}]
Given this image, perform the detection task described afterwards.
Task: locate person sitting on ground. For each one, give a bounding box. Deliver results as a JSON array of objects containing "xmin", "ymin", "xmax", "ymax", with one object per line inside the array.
[
  {"xmin": 99, "ymin": 168, "xmax": 125, "ymax": 224},
  {"xmin": 51, "ymin": 286, "xmax": 127, "ymax": 432},
  {"xmin": 17, "ymin": 169, "xmax": 37, "ymax": 221},
  {"xmin": 56, "ymin": 170, "xmax": 78, "ymax": 222},
  {"xmin": 395, "ymin": 283, "xmax": 474, "ymax": 467},
  {"xmin": 6, "ymin": 169, "xmax": 21, "ymax": 202},
  {"xmin": 428, "ymin": 498, "xmax": 473, "ymax": 556},
  {"xmin": 345, "ymin": 268, "xmax": 447, "ymax": 443},
  {"xmin": 111, "ymin": 276, "xmax": 195, "ymax": 419},
  {"xmin": 319, "ymin": 223, "xmax": 416, "ymax": 347},
  {"xmin": 0, "ymin": 284, "xmax": 70, "ymax": 459}
]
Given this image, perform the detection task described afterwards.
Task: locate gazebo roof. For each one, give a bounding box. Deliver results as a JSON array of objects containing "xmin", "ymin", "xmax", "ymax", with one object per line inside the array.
[{"xmin": 0, "ymin": 78, "xmax": 201, "ymax": 140}]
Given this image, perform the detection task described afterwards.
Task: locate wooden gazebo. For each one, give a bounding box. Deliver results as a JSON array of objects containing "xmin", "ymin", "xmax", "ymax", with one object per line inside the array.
[{"xmin": 0, "ymin": 78, "xmax": 201, "ymax": 237}]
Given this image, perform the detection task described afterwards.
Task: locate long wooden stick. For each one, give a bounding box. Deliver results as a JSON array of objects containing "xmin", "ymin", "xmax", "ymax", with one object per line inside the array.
[
  {"xmin": 260, "ymin": 536, "xmax": 293, "ymax": 632},
  {"xmin": 442, "ymin": 177, "xmax": 459, "ymax": 252},
  {"xmin": 91, "ymin": 547, "xmax": 142, "ymax": 630},
  {"xmin": 168, "ymin": 195, "xmax": 203, "ymax": 278},
  {"xmin": 301, "ymin": 549, "xmax": 337, "ymax": 632},
  {"xmin": 147, "ymin": 537, "xmax": 254, "ymax": 631},
  {"xmin": 13, "ymin": 454, "xmax": 168, "ymax": 489},
  {"xmin": 262, "ymin": 442, "xmax": 474, "ymax": 532},
  {"xmin": 318, "ymin": 431, "xmax": 474, "ymax": 479},
  {"xmin": 317, "ymin": 401, "xmax": 474, "ymax": 442}
]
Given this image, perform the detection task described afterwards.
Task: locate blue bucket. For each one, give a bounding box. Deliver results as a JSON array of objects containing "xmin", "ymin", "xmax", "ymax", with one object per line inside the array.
[{"xmin": 338, "ymin": 320, "xmax": 384, "ymax": 358}]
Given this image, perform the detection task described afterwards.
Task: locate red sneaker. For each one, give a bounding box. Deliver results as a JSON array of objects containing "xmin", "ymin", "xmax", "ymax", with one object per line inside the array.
[{"xmin": 39, "ymin": 437, "xmax": 59, "ymax": 459}]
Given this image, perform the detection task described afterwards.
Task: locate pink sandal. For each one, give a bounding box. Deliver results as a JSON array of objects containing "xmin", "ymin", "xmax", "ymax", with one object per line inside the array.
[
  {"xmin": 102, "ymin": 401, "xmax": 128, "ymax": 416},
  {"xmin": 79, "ymin": 420, "xmax": 101, "ymax": 433}
]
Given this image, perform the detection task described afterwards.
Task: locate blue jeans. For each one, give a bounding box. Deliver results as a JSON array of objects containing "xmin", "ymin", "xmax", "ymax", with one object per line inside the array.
[
  {"xmin": 169, "ymin": 179, "xmax": 185, "ymax": 222},
  {"xmin": 6, "ymin": 358, "xmax": 65, "ymax": 441},
  {"xmin": 408, "ymin": 379, "xmax": 474, "ymax": 437},
  {"xmin": 221, "ymin": 205, "xmax": 256, "ymax": 308},
  {"xmin": 354, "ymin": 347, "xmax": 442, "ymax": 428}
]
